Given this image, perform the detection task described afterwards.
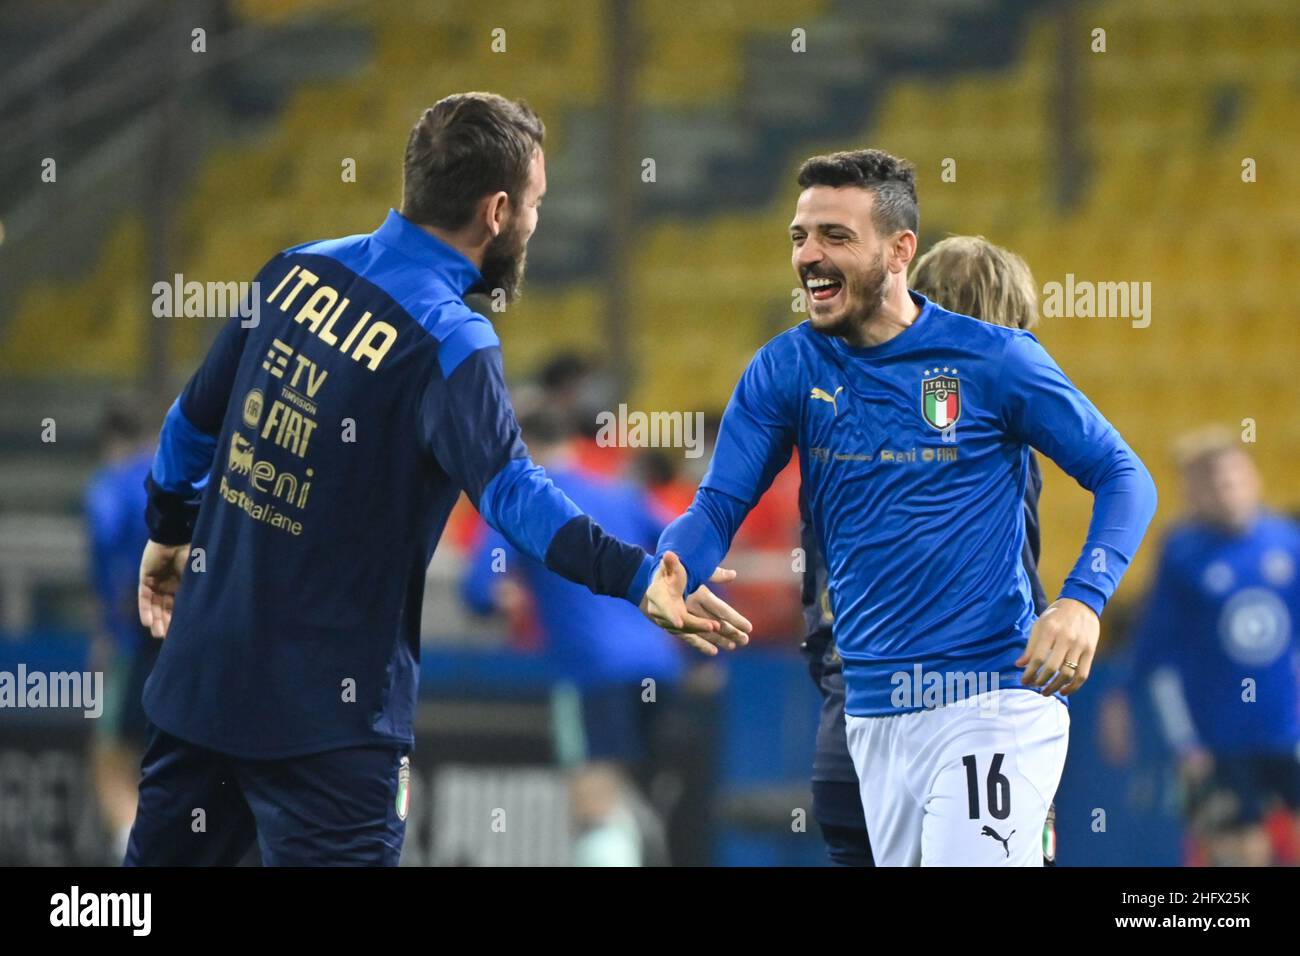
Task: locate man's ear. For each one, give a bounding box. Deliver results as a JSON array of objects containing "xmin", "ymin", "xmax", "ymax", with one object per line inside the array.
[
  {"xmin": 891, "ymin": 230, "xmax": 918, "ymax": 274},
  {"xmin": 484, "ymin": 190, "xmax": 510, "ymax": 238}
]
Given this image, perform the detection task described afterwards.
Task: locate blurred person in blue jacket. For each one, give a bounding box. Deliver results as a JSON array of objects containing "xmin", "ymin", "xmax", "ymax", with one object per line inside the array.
[
  {"xmin": 467, "ymin": 411, "xmax": 691, "ymax": 754},
  {"xmin": 84, "ymin": 398, "xmax": 162, "ymax": 861},
  {"xmin": 463, "ymin": 405, "xmax": 697, "ymax": 864},
  {"xmin": 1128, "ymin": 427, "xmax": 1300, "ymax": 865},
  {"xmin": 462, "ymin": 407, "xmax": 684, "ymax": 710}
]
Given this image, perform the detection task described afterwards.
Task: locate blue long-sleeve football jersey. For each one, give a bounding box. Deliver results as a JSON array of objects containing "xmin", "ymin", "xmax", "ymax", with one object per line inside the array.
[
  {"xmin": 802, "ymin": 452, "xmax": 1050, "ymax": 783},
  {"xmin": 1130, "ymin": 513, "xmax": 1300, "ymax": 756},
  {"xmin": 142, "ymin": 210, "xmax": 656, "ymax": 758},
  {"xmin": 660, "ymin": 291, "xmax": 1157, "ymax": 717}
]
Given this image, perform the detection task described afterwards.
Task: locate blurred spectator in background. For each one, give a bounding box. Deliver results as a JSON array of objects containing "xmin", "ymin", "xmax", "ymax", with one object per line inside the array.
[
  {"xmin": 568, "ymin": 762, "xmax": 668, "ymax": 867},
  {"xmin": 462, "ymin": 406, "xmax": 720, "ymax": 864},
  {"xmin": 538, "ymin": 356, "xmax": 804, "ymax": 640},
  {"xmin": 538, "ymin": 352, "xmax": 628, "ymax": 478},
  {"xmin": 1120, "ymin": 427, "xmax": 1300, "ymax": 865},
  {"xmin": 462, "ymin": 406, "xmax": 682, "ymax": 695},
  {"xmin": 668, "ymin": 414, "xmax": 802, "ymax": 641},
  {"xmin": 83, "ymin": 397, "xmax": 161, "ymax": 862},
  {"xmin": 636, "ymin": 446, "xmax": 698, "ymax": 518}
]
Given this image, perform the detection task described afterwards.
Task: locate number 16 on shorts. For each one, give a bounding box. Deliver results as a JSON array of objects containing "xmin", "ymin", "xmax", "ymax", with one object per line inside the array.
[{"xmin": 847, "ymin": 691, "xmax": 1069, "ymax": 866}]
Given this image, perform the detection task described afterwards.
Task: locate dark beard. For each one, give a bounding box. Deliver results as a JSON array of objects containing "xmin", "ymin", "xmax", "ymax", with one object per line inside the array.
[
  {"xmin": 812, "ymin": 251, "xmax": 889, "ymax": 340},
  {"xmin": 480, "ymin": 221, "xmax": 528, "ymax": 304}
]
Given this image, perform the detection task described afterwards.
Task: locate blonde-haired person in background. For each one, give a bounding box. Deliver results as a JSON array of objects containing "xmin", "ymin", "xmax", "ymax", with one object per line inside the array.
[
  {"xmin": 799, "ymin": 235, "xmax": 1056, "ymax": 866},
  {"xmin": 911, "ymin": 235, "xmax": 1040, "ymax": 332}
]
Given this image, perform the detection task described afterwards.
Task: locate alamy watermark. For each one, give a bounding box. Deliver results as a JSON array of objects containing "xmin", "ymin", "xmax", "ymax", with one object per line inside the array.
[
  {"xmin": 0, "ymin": 665, "xmax": 103, "ymax": 718},
  {"xmin": 890, "ymin": 665, "xmax": 1002, "ymax": 714},
  {"xmin": 1042, "ymin": 274, "xmax": 1151, "ymax": 328},
  {"xmin": 50, "ymin": 886, "xmax": 150, "ymax": 936},
  {"xmin": 595, "ymin": 404, "xmax": 705, "ymax": 459},
  {"xmin": 152, "ymin": 273, "xmax": 260, "ymax": 328}
]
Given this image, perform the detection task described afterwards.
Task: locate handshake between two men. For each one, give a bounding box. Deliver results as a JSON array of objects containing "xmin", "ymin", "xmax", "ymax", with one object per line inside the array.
[{"xmin": 638, "ymin": 551, "xmax": 752, "ymax": 656}]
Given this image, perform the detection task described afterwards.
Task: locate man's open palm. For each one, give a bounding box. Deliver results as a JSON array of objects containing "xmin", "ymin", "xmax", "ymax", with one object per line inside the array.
[{"xmin": 640, "ymin": 551, "xmax": 752, "ymax": 655}]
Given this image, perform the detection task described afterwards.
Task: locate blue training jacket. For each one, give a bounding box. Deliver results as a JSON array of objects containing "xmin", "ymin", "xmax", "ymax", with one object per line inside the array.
[{"xmin": 142, "ymin": 210, "xmax": 655, "ymax": 758}]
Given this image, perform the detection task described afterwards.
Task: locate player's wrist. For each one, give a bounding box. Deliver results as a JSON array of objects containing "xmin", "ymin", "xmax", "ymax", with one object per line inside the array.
[
  {"xmin": 624, "ymin": 552, "xmax": 657, "ymax": 606},
  {"xmin": 1056, "ymin": 584, "xmax": 1104, "ymax": 620},
  {"xmin": 143, "ymin": 472, "xmax": 200, "ymax": 546}
]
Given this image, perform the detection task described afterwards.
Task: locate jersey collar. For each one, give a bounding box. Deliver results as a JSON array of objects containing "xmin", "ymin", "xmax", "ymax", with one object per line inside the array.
[
  {"xmin": 372, "ymin": 209, "xmax": 484, "ymax": 296},
  {"xmin": 828, "ymin": 290, "xmax": 936, "ymax": 360}
]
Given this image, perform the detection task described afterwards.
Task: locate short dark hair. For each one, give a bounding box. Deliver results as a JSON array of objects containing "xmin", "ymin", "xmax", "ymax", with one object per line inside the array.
[
  {"xmin": 99, "ymin": 396, "xmax": 145, "ymax": 447},
  {"xmin": 401, "ymin": 92, "xmax": 545, "ymax": 231},
  {"xmin": 796, "ymin": 148, "xmax": 919, "ymax": 236},
  {"xmin": 518, "ymin": 406, "xmax": 571, "ymax": 447},
  {"xmin": 538, "ymin": 351, "xmax": 594, "ymax": 392}
]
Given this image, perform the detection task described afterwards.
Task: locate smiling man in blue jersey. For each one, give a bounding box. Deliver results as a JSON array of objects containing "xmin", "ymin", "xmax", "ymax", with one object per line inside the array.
[
  {"xmin": 658, "ymin": 149, "xmax": 1157, "ymax": 865},
  {"xmin": 125, "ymin": 92, "xmax": 749, "ymax": 867},
  {"xmin": 803, "ymin": 236, "xmax": 1057, "ymax": 867}
]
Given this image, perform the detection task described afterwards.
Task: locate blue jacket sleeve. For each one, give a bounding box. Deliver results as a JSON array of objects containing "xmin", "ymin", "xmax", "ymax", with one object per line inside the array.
[
  {"xmin": 145, "ymin": 313, "xmax": 251, "ymax": 544},
  {"xmin": 657, "ymin": 341, "xmax": 797, "ymax": 595},
  {"xmin": 422, "ymin": 324, "xmax": 654, "ymax": 605},
  {"xmin": 999, "ymin": 332, "xmax": 1158, "ymax": 616},
  {"xmin": 658, "ymin": 486, "xmax": 753, "ymax": 596}
]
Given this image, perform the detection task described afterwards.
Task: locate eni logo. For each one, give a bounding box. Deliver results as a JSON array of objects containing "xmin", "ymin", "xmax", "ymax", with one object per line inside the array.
[{"xmin": 809, "ymin": 385, "xmax": 844, "ymax": 416}]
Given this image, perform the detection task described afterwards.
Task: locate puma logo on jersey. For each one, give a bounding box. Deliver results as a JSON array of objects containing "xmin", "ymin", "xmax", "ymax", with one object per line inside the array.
[
  {"xmin": 809, "ymin": 386, "xmax": 844, "ymax": 416},
  {"xmin": 980, "ymin": 825, "xmax": 1015, "ymax": 858}
]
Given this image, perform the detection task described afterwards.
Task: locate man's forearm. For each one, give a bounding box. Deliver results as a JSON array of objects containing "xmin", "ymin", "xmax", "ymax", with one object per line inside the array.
[
  {"xmin": 657, "ymin": 486, "xmax": 750, "ymax": 596},
  {"xmin": 145, "ymin": 400, "xmax": 217, "ymax": 545},
  {"xmin": 1059, "ymin": 444, "xmax": 1158, "ymax": 615},
  {"xmin": 479, "ymin": 456, "xmax": 654, "ymax": 604}
]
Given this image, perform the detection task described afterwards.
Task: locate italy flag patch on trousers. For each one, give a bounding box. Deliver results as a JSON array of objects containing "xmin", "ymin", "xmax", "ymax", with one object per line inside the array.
[{"xmin": 396, "ymin": 755, "xmax": 411, "ymax": 821}]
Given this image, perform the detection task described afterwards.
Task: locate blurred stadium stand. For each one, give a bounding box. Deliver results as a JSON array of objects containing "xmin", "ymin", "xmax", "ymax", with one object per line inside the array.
[{"xmin": 0, "ymin": 0, "xmax": 1295, "ymax": 864}]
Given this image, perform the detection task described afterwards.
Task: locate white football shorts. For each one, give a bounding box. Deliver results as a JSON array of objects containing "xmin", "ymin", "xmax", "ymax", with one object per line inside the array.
[{"xmin": 845, "ymin": 689, "xmax": 1069, "ymax": 866}]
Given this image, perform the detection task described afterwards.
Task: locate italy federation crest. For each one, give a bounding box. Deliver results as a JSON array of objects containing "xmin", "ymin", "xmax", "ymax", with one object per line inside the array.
[{"xmin": 921, "ymin": 371, "xmax": 961, "ymax": 430}]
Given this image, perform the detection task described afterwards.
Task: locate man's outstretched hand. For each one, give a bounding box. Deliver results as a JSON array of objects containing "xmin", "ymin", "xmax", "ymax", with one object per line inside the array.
[
  {"xmin": 138, "ymin": 540, "xmax": 190, "ymax": 639},
  {"xmin": 639, "ymin": 551, "xmax": 752, "ymax": 655}
]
